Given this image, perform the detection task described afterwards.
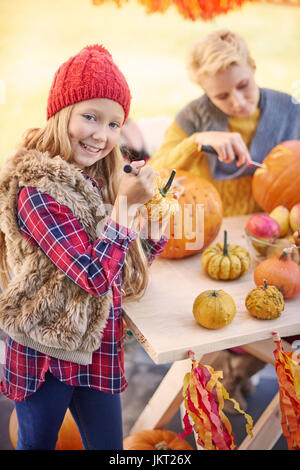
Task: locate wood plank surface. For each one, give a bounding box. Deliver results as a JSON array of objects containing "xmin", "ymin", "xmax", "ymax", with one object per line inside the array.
[{"xmin": 123, "ymin": 216, "xmax": 300, "ymax": 364}]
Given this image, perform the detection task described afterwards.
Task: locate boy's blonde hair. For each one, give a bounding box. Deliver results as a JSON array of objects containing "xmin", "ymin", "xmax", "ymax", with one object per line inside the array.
[
  {"xmin": 0, "ymin": 106, "xmax": 149, "ymax": 300},
  {"xmin": 186, "ymin": 29, "xmax": 255, "ymax": 85}
]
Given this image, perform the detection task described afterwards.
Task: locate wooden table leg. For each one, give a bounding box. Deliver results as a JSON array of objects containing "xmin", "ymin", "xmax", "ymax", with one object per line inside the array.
[
  {"xmin": 129, "ymin": 351, "xmax": 221, "ymax": 434},
  {"xmin": 236, "ymin": 339, "xmax": 293, "ymax": 450},
  {"xmin": 238, "ymin": 392, "xmax": 282, "ymax": 450}
]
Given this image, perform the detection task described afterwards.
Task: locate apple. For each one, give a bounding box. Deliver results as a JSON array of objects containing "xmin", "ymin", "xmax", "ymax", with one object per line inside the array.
[
  {"xmin": 269, "ymin": 205, "xmax": 290, "ymax": 237},
  {"xmin": 293, "ymin": 231, "xmax": 300, "ymax": 247},
  {"xmin": 290, "ymin": 203, "xmax": 300, "ymax": 232},
  {"xmin": 285, "ymin": 234, "xmax": 296, "ymax": 243},
  {"xmin": 245, "ymin": 213, "xmax": 281, "ymax": 254}
]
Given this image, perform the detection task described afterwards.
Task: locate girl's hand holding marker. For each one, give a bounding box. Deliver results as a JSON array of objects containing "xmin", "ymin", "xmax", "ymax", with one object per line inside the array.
[
  {"xmin": 111, "ymin": 160, "xmax": 155, "ymax": 230},
  {"xmin": 122, "ymin": 163, "xmax": 179, "ymax": 223}
]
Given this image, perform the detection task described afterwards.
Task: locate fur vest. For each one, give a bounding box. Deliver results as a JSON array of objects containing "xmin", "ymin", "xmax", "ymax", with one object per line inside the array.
[{"xmin": 0, "ymin": 148, "xmax": 112, "ymax": 365}]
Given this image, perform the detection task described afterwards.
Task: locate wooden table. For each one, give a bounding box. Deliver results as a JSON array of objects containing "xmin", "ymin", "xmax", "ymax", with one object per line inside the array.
[{"xmin": 123, "ymin": 216, "xmax": 300, "ymax": 450}]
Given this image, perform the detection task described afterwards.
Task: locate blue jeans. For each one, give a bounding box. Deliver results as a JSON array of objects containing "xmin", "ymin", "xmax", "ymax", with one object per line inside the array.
[{"xmin": 14, "ymin": 372, "xmax": 123, "ymax": 450}]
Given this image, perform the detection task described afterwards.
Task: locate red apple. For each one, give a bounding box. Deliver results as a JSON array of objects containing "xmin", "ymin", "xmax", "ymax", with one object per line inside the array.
[
  {"xmin": 245, "ymin": 214, "xmax": 281, "ymax": 254},
  {"xmin": 290, "ymin": 203, "xmax": 300, "ymax": 232}
]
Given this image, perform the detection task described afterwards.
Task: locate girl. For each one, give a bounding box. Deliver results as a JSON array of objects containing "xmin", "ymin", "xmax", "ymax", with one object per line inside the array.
[
  {"xmin": 149, "ymin": 29, "xmax": 300, "ymax": 412},
  {"xmin": 0, "ymin": 45, "xmax": 168, "ymax": 450}
]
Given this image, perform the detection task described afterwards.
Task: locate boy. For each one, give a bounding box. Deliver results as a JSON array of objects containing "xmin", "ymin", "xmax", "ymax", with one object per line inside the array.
[{"xmin": 150, "ymin": 29, "xmax": 300, "ymax": 411}]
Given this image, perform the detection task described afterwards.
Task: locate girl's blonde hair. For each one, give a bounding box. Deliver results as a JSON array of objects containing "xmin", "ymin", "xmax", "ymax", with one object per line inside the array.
[
  {"xmin": 0, "ymin": 105, "xmax": 149, "ymax": 300},
  {"xmin": 186, "ymin": 29, "xmax": 255, "ymax": 85}
]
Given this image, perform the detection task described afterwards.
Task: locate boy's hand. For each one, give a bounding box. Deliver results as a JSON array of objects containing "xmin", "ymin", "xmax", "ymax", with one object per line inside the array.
[{"xmin": 195, "ymin": 131, "xmax": 251, "ymax": 168}]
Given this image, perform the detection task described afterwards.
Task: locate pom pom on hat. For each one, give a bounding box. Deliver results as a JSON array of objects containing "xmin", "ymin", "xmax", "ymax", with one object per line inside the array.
[
  {"xmin": 84, "ymin": 44, "xmax": 113, "ymax": 57},
  {"xmin": 47, "ymin": 44, "xmax": 131, "ymax": 123}
]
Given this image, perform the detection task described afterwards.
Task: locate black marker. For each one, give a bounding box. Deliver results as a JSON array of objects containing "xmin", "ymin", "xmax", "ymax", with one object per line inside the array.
[{"xmin": 123, "ymin": 164, "xmax": 139, "ymax": 176}]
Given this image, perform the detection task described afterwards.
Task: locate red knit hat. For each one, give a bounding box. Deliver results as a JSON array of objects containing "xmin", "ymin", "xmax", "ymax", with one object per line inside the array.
[{"xmin": 47, "ymin": 44, "xmax": 131, "ymax": 123}]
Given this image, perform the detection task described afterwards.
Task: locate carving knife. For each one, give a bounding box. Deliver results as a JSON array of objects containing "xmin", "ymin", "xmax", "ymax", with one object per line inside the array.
[{"xmin": 200, "ymin": 144, "xmax": 266, "ymax": 169}]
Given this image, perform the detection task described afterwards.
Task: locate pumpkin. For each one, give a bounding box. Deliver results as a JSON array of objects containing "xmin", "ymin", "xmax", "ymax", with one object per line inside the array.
[
  {"xmin": 254, "ymin": 247, "xmax": 300, "ymax": 298},
  {"xmin": 144, "ymin": 169, "xmax": 179, "ymax": 222},
  {"xmin": 265, "ymin": 238, "xmax": 300, "ymax": 264},
  {"xmin": 9, "ymin": 408, "xmax": 84, "ymax": 450},
  {"xmin": 123, "ymin": 429, "xmax": 194, "ymax": 450},
  {"xmin": 157, "ymin": 169, "xmax": 223, "ymax": 258},
  {"xmin": 245, "ymin": 279, "xmax": 285, "ymax": 320},
  {"xmin": 193, "ymin": 289, "xmax": 236, "ymax": 329},
  {"xmin": 201, "ymin": 230, "xmax": 251, "ymax": 280},
  {"xmin": 252, "ymin": 140, "xmax": 300, "ymax": 212}
]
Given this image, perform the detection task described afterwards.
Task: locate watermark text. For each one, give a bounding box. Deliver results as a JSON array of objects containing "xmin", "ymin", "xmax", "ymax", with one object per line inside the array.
[{"xmin": 0, "ymin": 80, "xmax": 6, "ymax": 104}]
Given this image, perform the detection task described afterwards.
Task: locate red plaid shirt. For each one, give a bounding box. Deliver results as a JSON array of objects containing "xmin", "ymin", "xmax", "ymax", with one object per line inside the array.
[{"xmin": 0, "ymin": 175, "xmax": 167, "ymax": 401}]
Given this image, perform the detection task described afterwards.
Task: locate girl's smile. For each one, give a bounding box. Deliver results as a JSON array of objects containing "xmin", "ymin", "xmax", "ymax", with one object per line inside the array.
[
  {"xmin": 79, "ymin": 141, "xmax": 104, "ymax": 154},
  {"xmin": 68, "ymin": 98, "xmax": 125, "ymax": 169}
]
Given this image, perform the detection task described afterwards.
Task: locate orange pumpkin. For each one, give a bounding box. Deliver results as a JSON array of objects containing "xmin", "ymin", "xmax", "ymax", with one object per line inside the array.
[
  {"xmin": 254, "ymin": 248, "xmax": 300, "ymax": 299},
  {"xmin": 252, "ymin": 140, "xmax": 300, "ymax": 212},
  {"xmin": 123, "ymin": 429, "xmax": 194, "ymax": 450},
  {"xmin": 9, "ymin": 408, "xmax": 84, "ymax": 450},
  {"xmin": 158, "ymin": 169, "xmax": 223, "ymax": 258}
]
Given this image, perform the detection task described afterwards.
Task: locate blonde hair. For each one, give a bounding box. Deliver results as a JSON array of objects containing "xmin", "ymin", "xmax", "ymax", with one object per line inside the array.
[
  {"xmin": 186, "ymin": 29, "xmax": 255, "ymax": 85},
  {"xmin": 0, "ymin": 105, "xmax": 149, "ymax": 300}
]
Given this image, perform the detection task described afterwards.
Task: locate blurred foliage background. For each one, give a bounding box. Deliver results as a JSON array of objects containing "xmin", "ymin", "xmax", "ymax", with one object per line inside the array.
[{"xmin": 0, "ymin": 0, "xmax": 300, "ymax": 162}]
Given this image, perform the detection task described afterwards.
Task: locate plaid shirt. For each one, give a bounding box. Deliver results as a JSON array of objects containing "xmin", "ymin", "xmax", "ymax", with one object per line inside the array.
[{"xmin": 0, "ymin": 175, "xmax": 167, "ymax": 401}]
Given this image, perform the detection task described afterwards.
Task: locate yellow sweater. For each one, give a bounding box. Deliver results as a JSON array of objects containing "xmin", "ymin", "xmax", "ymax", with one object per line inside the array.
[{"xmin": 150, "ymin": 109, "xmax": 262, "ymax": 217}]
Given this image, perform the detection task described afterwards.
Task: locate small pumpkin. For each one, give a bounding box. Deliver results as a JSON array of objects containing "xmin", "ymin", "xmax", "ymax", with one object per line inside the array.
[
  {"xmin": 245, "ymin": 279, "xmax": 285, "ymax": 319},
  {"xmin": 201, "ymin": 230, "xmax": 251, "ymax": 280},
  {"xmin": 193, "ymin": 289, "xmax": 236, "ymax": 329},
  {"xmin": 265, "ymin": 239, "xmax": 300, "ymax": 264},
  {"xmin": 254, "ymin": 247, "xmax": 300, "ymax": 298},
  {"xmin": 252, "ymin": 140, "xmax": 300, "ymax": 212},
  {"xmin": 156, "ymin": 169, "xmax": 223, "ymax": 259},
  {"xmin": 123, "ymin": 429, "xmax": 194, "ymax": 450},
  {"xmin": 9, "ymin": 408, "xmax": 84, "ymax": 450},
  {"xmin": 144, "ymin": 169, "xmax": 179, "ymax": 222}
]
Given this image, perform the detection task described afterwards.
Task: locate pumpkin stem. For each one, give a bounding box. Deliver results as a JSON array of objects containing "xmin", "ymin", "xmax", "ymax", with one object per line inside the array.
[
  {"xmin": 223, "ymin": 230, "xmax": 228, "ymax": 256},
  {"xmin": 211, "ymin": 290, "xmax": 218, "ymax": 297},
  {"xmin": 160, "ymin": 169, "xmax": 176, "ymax": 197},
  {"xmin": 155, "ymin": 441, "xmax": 172, "ymax": 450},
  {"xmin": 263, "ymin": 279, "xmax": 268, "ymax": 290},
  {"xmin": 279, "ymin": 247, "xmax": 293, "ymax": 260}
]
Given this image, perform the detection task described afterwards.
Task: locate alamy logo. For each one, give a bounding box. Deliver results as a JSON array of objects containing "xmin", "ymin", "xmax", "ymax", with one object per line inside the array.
[
  {"xmin": 95, "ymin": 199, "xmax": 205, "ymax": 251},
  {"xmin": 0, "ymin": 80, "xmax": 6, "ymax": 104},
  {"xmin": 291, "ymin": 340, "xmax": 300, "ymax": 364},
  {"xmin": 0, "ymin": 339, "xmax": 5, "ymax": 365},
  {"xmin": 291, "ymin": 80, "xmax": 300, "ymax": 105}
]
